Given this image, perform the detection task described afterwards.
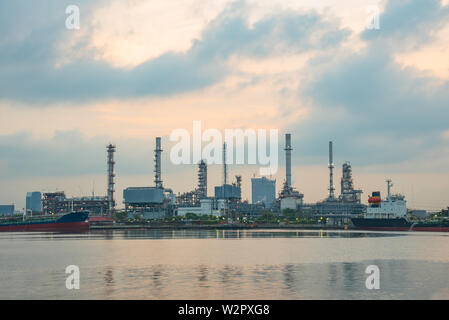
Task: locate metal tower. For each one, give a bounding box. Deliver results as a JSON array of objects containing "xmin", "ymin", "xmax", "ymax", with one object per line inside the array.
[
  {"xmin": 222, "ymin": 143, "xmax": 228, "ymax": 220},
  {"xmin": 106, "ymin": 144, "xmax": 116, "ymax": 215},
  {"xmin": 223, "ymin": 142, "xmax": 227, "ymax": 185},
  {"xmin": 154, "ymin": 137, "xmax": 163, "ymax": 189},
  {"xmin": 328, "ymin": 141, "xmax": 335, "ymax": 199},
  {"xmin": 339, "ymin": 161, "xmax": 362, "ymax": 203},
  {"xmin": 341, "ymin": 162, "xmax": 354, "ymax": 202},
  {"xmin": 284, "ymin": 134, "xmax": 292, "ymax": 188},
  {"xmin": 198, "ymin": 160, "xmax": 207, "ymax": 198}
]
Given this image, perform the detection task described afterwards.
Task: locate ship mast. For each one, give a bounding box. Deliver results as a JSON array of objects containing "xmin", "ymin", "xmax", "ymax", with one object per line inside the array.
[{"xmin": 386, "ymin": 179, "xmax": 393, "ymax": 200}]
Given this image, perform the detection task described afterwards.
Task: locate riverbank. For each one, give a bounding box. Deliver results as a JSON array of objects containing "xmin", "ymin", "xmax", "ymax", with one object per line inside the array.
[{"xmin": 90, "ymin": 223, "xmax": 352, "ymax": 230}]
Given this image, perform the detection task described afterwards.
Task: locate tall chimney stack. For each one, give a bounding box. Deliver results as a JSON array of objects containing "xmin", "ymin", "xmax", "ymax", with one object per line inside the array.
[
  {"xmin": 328, "ymin": 141, "xmax": 335, "ymax": 199},
  {"xmin": 106, "ymin": 144, "xmax": 116, "ymax": 215},
  {"xmin": 198, "ymin": 160, "xmax": 207, "ymax": 199},
  {"xmin": 154, "ymin": 137, "xmax": 163, "ymax": 189},
  {"xmin": 284, "ymin": 134, "xmax": 292, "ymax": 188},
  {"xmin": 223, "ymin": 142, "xmax": 228, "ymax": 185}
]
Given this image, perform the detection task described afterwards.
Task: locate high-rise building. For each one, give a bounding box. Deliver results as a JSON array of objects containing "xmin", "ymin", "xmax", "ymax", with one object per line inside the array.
[
  {"xmin": 215, "ymin": 175, "xmax": 242, "ymax": 201},
  {"xmin": 214, "ymin": 184, "xmax": 241, "ymax": 200},
  {"xmin": 26, "ymin": 191, "xmax": 42, "ymax": 214},
  {"xmin": 0, "ymin": 204, "xmax": 14, "ymax": 216},
  {"xmin": 251, "ymin": 176, "xmax": 276, "ymax": 207}
]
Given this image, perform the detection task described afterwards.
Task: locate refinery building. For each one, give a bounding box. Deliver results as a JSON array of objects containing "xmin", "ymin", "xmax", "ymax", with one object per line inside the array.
[{"xmin": 16, "ymin": 130, "xmax": 368, "ymax": 223}]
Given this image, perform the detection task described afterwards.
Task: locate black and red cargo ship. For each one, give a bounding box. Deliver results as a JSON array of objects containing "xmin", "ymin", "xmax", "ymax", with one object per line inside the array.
[
  {"xmin": 0, "ymin": 211, "xmax": 89, "ymax": 232},
  {"xmin": 351, "ymin": 217, "xmax": 449, "ymax": 232},
  {"xmin": 351, "ymin": 180, "xmax": 449, "ymax": 232}
]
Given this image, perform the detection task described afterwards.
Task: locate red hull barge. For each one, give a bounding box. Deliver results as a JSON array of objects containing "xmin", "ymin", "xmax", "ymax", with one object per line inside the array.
[
  {"xmin": 0, "ymin": 211, "xmax": 89, "ymax": 232},
  {"xmin": 411, "ymin": 227, "xmax": 449, "ymax": 232},
  {"xmin": 353, "ymin": 226, "xmax": 449, "ymax": 232},
  {"xmin": 353, "ymin": 226, "xmax": 411, "ymax": 232},
  {"xmin": 0, "ymin": 221, "xmax": 89, "ymax": 232}
]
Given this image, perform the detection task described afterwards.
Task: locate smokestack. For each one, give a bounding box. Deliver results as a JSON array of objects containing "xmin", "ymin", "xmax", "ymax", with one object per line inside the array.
[
  {"xmin": 386, "ymin": 179, "xmax": 392, "ymax": 200},
  {"xmin": 198, "ymin": 160, "xmax": 207, "ymax": 198},
  {"xmin": 106, "ymin": 144, "xmax": 116, "ymax": 215},
  {"xmin": 223, "ymin": 142, "xmax": 227, "ymax": 185},
  {"xmin": 284, "ymin": 134, "xmax": 292, "ymax": 187},
  {"xmin": 328, "ymin": 141, "xmax": 335, "ymax": 199},
  {"xmin": 154, "ymin": 137, "xmax": 163, "ymax": 189}
]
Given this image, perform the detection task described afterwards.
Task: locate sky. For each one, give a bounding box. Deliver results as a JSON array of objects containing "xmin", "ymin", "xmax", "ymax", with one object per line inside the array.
[{"xmin": 1, "ymin": 0, "xmax": 449, "ymax": 210}]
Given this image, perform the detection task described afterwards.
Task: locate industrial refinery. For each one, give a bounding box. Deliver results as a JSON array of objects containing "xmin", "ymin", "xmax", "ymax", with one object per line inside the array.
[
  {"xmin": 3, "ymin": 131, "xmax": 444, "ymax": 225},
  {"xmin": 1, "ymin": 131, "xmax": 367, "ymax": 223}
]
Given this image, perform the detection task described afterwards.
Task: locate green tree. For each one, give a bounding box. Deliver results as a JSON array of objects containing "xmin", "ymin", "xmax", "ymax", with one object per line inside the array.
[
  {"xmin": 112, "ymin": 211, "xmax": 128, "ymax": 222},
  {"xmin": 185, "ymin": 212, "xmax": 199, "ymax": 220},
  {"xmin": 259, "ymin": 211, "xmax": 276, "ymax": 223},
  {"xmin": 281, "ymin": 208, "xmax": 297, "ymax": 221}
]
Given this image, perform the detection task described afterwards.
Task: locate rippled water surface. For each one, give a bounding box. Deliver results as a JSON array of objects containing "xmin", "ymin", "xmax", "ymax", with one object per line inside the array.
[{"xmin": 0, "ymin": 229, "xmax": 448, "ymax": 299}]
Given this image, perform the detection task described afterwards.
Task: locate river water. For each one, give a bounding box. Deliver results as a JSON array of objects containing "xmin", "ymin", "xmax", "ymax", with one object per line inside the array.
[{"xmin": 0, "ymin": 229, "xmax": 448, "ymax": 299}]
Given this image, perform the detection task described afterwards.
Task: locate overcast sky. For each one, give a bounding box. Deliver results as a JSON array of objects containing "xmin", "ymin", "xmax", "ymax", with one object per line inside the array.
[{"xmin": 1, "ymin": 0, "xmax": 449, "ymax": 210}]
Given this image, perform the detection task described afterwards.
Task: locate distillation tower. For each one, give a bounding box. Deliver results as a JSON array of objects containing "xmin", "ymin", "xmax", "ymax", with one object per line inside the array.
[
  {"xmin": 154, "ymin": 137, "xmax": 163, "ymax": 189},
  {"xmin": 107, "ymin": 144, "xmax": 116, "ymax": 215}
]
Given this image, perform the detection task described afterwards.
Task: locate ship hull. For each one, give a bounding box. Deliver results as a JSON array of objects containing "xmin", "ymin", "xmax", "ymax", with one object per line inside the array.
[
  {"xmin": 411, "ymin": 227, "xmax": 449, "ymax": 232},
  {"xmin": 351, "ymin": 218, "xmax": 412, "ymax": 231},
  {"xmin": 0, "ymin": 212, "xmax": 89, "ymax": 232},
  {"xmin": 0, "ymin": 221, "xmax": 89, "ymax": 232},
  {"xmin": 351, "ymin": 218, "xmax": 449, "ymax": 232},
  {"xmin": 411, "ymin": 221, "xmax": 449, "ymax": 232}
]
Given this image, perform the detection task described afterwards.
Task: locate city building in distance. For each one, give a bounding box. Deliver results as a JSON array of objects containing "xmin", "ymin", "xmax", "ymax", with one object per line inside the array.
[
  {"xmin": 251, "ymin": 176, "xmax": 276, "ymax": 208},
  {"xmin": 0, "ymin": 204, "xmax": 14, "ymax": 216},
  {"xmin": 26, "ymin": 191, "xmax": 42, "ymax": 214}
]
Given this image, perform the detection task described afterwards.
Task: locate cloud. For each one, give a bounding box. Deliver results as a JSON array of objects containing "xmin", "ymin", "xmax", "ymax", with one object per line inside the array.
[
  {"xmin": 362, "ymin": 0, "xmax": 449, "ymax": 49},
  {"xmin": 0, "ymin": 130, "xmax": 165, "ymax": 178},
  {"xmin": 0, "ymin": 1, "xmax": 350, "ymax": 103},
  {"xmin": 289, "ymin": 0, "xmax": 449, "ymax": 167},
  {"xmin": 0, "ymin": 130, "xmax": 217, "ymax": 179},
  {"xmin": 0, "ymin": 130, "xmax": 108, "ymax": 177}
]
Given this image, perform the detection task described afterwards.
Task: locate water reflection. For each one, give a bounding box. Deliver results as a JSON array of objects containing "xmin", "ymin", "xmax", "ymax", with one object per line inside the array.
[
  {"xmin": 0, "ymin": 229, "xmax": 408, "ymax": 241},
  {"xmin": 197, "ymin": 265, "xmax": 208, "ymax": 285},
  {"xmin": 113, "ymin": 260, "xmax": 448, "ymax": 299},
  {"xmin": 2, "ymin": 258, "xmax": 449, "ymax": 300},
  {"xmin": 103, "ymin": 267, "xmax": 114, "ymax": 297},
  {"xmin": 283, "ymin": 264, "xmax": 295, "ymax": 292},
  {"xmin": 151, "ymin": 268, "xmax": 164, "ymax": 289},
  {"xmin": 92, "ymin": 229, "xmax": 404, "ymax": 240},
  {"xmin": 328, "ymin": 264, "xmax": 338, "ymax": 287},
  {"xmin": 1, "ymin": 230, "xmax": 449, "ymax": 299}
]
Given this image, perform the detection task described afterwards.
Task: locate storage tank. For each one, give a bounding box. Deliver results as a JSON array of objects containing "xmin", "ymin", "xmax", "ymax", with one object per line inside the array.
[{"xmin": 123, "ymin": 187, "xmax": 164, "ymax": 204}]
